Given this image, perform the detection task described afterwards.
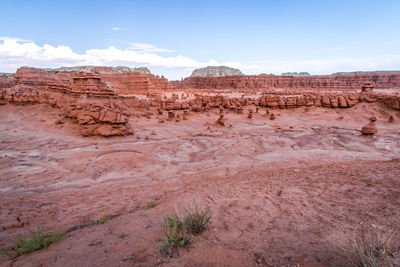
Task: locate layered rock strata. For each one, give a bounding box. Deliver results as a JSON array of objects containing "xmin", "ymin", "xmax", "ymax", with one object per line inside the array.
[
  {"xmin": 1, "ymin": 67, "xmax": 400, "ymax": 137},
  {"xmin": 173, "ymin": 72, "xmax": 400, "ymax": 90}
]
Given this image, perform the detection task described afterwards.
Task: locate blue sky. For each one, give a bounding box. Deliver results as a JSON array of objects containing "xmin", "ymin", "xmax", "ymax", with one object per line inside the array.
[{"xmin": 1, "ymin": 0, "xmax": 400, "ymax": 79}]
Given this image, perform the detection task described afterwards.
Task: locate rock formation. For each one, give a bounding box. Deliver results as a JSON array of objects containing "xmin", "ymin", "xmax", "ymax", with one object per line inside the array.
[
  {"xmin": 190, "ymin": 66, "xmax": 243, "ymax": 77},
  {"xmin": 247, "ymin": 109, "xmax": 253, "ymax": 119},
  {"xmin": 216, "ymin": 107, "xmax": 225, "ymax": 126},
  {"xmin": 2, "ymin": 66, "xmax": 400, "ymax": 137},
  {"xmin": 361, "ymin": 117, "xmax": 378, "ymax": 135},
  {"xmin": 281, "ymin": 72, "xmax": 310, "ymax": 76},
  {"xmin": 361, "ymin": 82, "xmax": 374, "ymax": 92},
  {"xmin": 173, "ymin": 71, "xmax": 400, "ymax": 90},
  {"xmin": 0, "ymin": 67, "xmax": 175, "ymax": 137},
  {"xmin": 46, "ymin": 66, "xmax": 151, "ymax": 75}
]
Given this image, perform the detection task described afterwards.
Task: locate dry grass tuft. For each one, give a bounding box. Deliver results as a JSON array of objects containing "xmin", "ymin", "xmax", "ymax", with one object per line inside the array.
[
  {"xmin": 341, "ymin": 227, "xmax": 399, "ymax": 267},
  {"xmin": 158, "ymin": 203, "xmax": 211, "ymax": 257},
  {"xmin": 184, "ymin": 203, "xmax": 211, "ymax": 235}
]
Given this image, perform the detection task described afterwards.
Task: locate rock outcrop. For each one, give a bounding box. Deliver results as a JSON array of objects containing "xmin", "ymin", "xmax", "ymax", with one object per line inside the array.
[
  {"xmin": 2, "ymin": 67, "xmax": 400, "ymax": 138},
  {"xmin": 174, "ymin": 71, "xmax": 400, "ymax": 90},
  {"xmin": 361, "ymin": 82, "xmax": 375, "ymax": 92},
  {"xmin": 47, "ymin": 66, "xmax": 151, "ymax": 75},
  {"xmin": 361, "ymin": 117, "xmax": 378, "ymax": 135},
  {"xmin": 281, "ymin": 72, "xmax": 310, "ymax": 76},
  {"xmin": 191, "ymin": 66, "xmax": 243, "ymax": 77},
  {"xmin": 0, "ymin": 67, "xmax": 176, "ymax": 137}
]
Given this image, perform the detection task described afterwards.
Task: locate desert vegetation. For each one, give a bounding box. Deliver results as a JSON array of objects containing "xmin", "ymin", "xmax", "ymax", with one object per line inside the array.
[
  {"xmin": 339, "ymin": 228, "xmax": 399, "ymax": 267},
  {"xmin": 159, "ymin": 204, "xmax": 211, "ymax": 256},
  {"xmin": 0, "ymin": 227, "xmax": 65, "ymax": 258}
]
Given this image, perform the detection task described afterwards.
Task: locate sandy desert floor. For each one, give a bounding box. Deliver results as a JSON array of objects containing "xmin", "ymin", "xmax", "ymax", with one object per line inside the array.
[{"xmin": 0, "ymin": 103, "xmax": 400, "ymax": 266}]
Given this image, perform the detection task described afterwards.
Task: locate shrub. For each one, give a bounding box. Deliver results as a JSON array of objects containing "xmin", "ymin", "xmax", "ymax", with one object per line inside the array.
[
  {"xmin": 148, "ymin": 201, "xmax": 158, "ymax": 209},
  {"xmin": 1, "ymin": 227, "xmax": 65, "ymax": 258},
  {"xmin": 90, "ymin": 216, "xmax": 110, "ymax": 226},
  {"xmin": 341, "ymin": 228, "xmax": 399, "ymax": 267},
  {"xmin": 158, "ymin": 203, "xmax": 212, "ymax": 257},
  {"xmin": 184, "ymin": 204, "xmax": 211, "ymax": 235},
  {"xmin": 118, "ymin": 232, "xmax": 128, "ymax": 238},
  {"xmin": 159, "ymin": 214, "xmax": 190, "ymax": 256}
]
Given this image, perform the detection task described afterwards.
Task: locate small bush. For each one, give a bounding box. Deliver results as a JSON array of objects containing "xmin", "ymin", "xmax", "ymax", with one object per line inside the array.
[
  {"xmin": 148, "ymin": 201, "xmax": 158, "ymax": 209},
  {"xmin": 159, "ymin": 214, "xmax": 190, "ymax": 256},
  {"xmin": 118, "ymin": 232, "xmax": 128, "ymax": 238},
  {"xmin": 90, "ymin": 216, "xmax": 110, "ymax": 226},
  {"xmin": 1, "ymin": 227, "xmax": 65, "ymax": 258},
  {"xmin": 158, "ymin": 204, "xmax": 212, "ymax": 257},
  {"xmin": 184, "ymin": 204, "xmax": 211, "ymax": 235},
  {"xmin": 341, "ymin": 228, "xmax": 399, "ymax": 267},
  {"xmin": 0, "ymin": 248, "xmax": 12, "ymax": 257}
]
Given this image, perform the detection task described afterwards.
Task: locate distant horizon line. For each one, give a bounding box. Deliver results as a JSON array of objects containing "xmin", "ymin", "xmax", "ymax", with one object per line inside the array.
[{"xmin": 1, "ymin": 65, "xmax": 400, "ymax": 81}]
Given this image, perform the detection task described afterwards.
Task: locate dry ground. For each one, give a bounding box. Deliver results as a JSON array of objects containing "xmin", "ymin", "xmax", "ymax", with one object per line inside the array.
[{"xmin": 0, "ymin": 103, "xmax": 399, "ymax": 266}]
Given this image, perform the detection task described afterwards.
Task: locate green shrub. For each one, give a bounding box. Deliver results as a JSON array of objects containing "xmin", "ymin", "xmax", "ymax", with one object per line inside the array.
[
  {"xmin": 148, "ymin": 201, "xmax": 158, "ymax": 209},
  {"xmin": 90, "ymin": 216, "xmax": 110, "ymax": 226},
  {"xmin": 159, "ymin": 214, "xmax": 190, "ymax": 256},
  {"xmin": 158, "ymin": 204, "xmax": 212, "ymax": 257},
  {"xmin": 1, "ymin": 227, "xmax": 65, "ymax": 258}
]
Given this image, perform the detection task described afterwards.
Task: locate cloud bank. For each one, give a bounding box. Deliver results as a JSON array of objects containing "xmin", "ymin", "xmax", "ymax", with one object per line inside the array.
[
  {"xmin": 0, "ymin": 37, "xmax": 399, "ymax": 80},
  {"xmin": 0, "ymin": 37, "xmax": 235, "ymax": 79}
]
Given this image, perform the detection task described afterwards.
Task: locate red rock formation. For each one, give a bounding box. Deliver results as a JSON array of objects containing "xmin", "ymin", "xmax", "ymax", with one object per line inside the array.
[
  {"xmin": 100, "ymin": 72, "xmax": 174, "ymax": 95},
  {"xmin": 361, "ymin": 117, "xmax": 378, "ymax": 135},
  {"xmin": 361, "ymin": 82, "xmax": 375, "ymax": 92},
  {"xmin": 0, "ymin": 67, "xmax": 176, "ymax": 137},
  {"xmin": 173, "ymin": 72, "xmax": 400, "ymax": 91},
  {"xmin": 71, "ymin": 73, "xmax": 116, "ymax": 96},
  {"xmin": 2, "ymin": 67, "xmax": 400, "ymax": 138}
]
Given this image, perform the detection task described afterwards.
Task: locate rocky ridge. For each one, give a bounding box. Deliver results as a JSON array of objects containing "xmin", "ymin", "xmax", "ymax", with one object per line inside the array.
[
  {"xmin": 42, "ymin": 66, "xmax": 151, "ymax": 74},
  {"xmin": 175, "ymin": 71, "xmax": 400, "ymax": 90}
]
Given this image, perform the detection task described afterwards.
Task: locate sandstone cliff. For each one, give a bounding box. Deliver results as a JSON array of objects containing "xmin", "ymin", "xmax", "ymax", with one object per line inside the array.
[
  {"xmin": 46, "ymin": 66, "xmax": 151, "ymax": 75},
  {"xmin": 174, "ymin": 71, "xmax": 400, "ymax": 90}
]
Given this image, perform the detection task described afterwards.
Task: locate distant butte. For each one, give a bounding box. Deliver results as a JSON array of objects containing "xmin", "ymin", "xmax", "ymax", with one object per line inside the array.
[{"xmin": 190, "ymin": 66, "xmax": 243, "ymax": 77}]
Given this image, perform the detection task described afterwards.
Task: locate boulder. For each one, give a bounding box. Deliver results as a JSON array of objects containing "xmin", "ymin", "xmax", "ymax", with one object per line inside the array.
[{"xmin": 361, "ymin": 117, "xmax": 378, "ymax": 135}]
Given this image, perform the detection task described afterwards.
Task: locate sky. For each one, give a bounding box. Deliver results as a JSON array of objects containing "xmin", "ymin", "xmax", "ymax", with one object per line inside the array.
[{"xmin": 1, "ymin": 0, "xmax": 400, "ymax": 80}]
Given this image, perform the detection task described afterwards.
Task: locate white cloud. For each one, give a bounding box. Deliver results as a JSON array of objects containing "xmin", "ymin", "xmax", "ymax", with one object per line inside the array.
[
  {"xmin": 0, "ymin": 37, "xmax": 239, "ymax": 79},
  {"xmin": 111, "ymin": 27, "xmax": 121, "ymax": 31},
  {"xmin": 0, "ymin": 37, "xmax": 31, "ymax": 43},
  {"xmin": 128, "ymin": 42, "xmax": 175, "ymax": 53}
]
